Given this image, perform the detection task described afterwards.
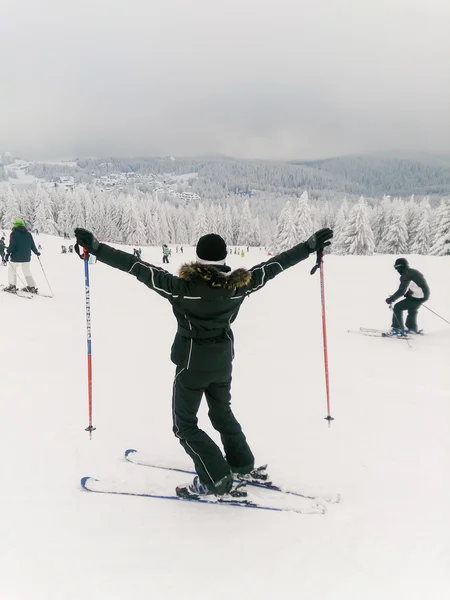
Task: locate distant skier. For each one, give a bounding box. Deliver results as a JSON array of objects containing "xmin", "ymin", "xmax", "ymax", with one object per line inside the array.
[
  {"xmin": 61, "ymin": 245, "xmax": 67, "ymax": 254},
  {"xmin": 74, "ymin": 226, "xmax": 333, "ymax": 502},
  {"xmin": 0, "ymin": 236, "xmax": 6, "ymax": 265},
  {"xmin": 385, "ymin": 258, "xmax": 430, "ymax": 335},
  {"xmin": 3, "ymin": 219, "xmax": 40, "ymax": 294},
  {"xmin": 162, "ymin": 244, "xmax": 170, "ymax": 264}
]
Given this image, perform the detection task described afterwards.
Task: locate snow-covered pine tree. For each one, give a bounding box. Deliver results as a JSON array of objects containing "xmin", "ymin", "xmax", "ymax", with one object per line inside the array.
[
  {"xmin": 331, "ymin": 198, "xmax": 350, "ymax": 255},
  {"xmin": 380, "ymin": 198, "xmax": 408, "ymax": 254},
  {"xmin": 274, "ymin": 200, "xmax": 297, "ymax": 253},
  {"xmin": 372, "ymin": 195, "xmax": 392, "ymax": 248},
  {"xmin": 3, "ymin": 185, "xmax": 21, "ymax": 230},
  {"xmin": 430, "ymin": 198, "xmax": 450, "ymax": 255},
  {"xmin": 410, "ymin": 198, "xmax": 431, "ymax": 254},
  {"xmin": 122, "ymin": 195, "xmax": 146, "ymax": 245},
  {"xmin": 34, "ymin": 184, "xmax": 58, "ymax": 235},
  {"xmin": 342, "ymin": 196, "xmax": 375, "ymax": 255},
  {"xmin": 294, "ymin": 191, "xmax": 314, "ymax": 241},
  {"xmin": 222, "ymin": 205, "xmax": 234, "ymax": 245},
  {"xmin": 193, "ymin": 203, "xmax": 209, "ymax": 243},
  {"xmin": 404, "ymin": 195, "xmax": 420, "ymax": 252}
]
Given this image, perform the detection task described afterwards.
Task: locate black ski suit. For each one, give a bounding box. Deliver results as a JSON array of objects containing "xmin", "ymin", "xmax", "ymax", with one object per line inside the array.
[
  {"xmin": 387, "ymin": 267, "xmax": 430, "ymax": 330},
  {"xmin": 94, "ymin": 242, "xmax": 311, "ymax": 493}
]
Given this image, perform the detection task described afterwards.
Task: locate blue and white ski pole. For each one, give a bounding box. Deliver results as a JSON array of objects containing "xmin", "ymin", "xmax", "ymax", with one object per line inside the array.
[{"xmin": 75, "ymin": 243, "xmax": 96, "ymax": 438}]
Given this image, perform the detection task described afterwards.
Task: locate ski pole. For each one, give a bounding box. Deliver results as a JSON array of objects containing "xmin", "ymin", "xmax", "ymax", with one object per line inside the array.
[
  {"xmin": 422, "ymin": 305, "xmax": 450, "ymax": 326},
  {"xmin": 75, "ymin": 244, "xmax": 96, "ymax": 438},
  {"xmin": 37, "ymin": 256, "xmax": 54, "ymax": 297},
  {"xmin": 311, "ymin": 250, "xmax": 334, "ymax": 424}
]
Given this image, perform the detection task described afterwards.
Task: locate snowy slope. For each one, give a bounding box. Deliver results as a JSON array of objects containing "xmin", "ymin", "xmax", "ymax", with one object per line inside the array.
[{"xmin": 0, "ymin": 236, "xmax": 449, "ymax": 600}]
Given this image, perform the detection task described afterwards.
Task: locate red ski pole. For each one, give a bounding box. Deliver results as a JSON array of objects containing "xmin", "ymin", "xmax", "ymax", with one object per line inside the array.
[
  {"xmin": 75, "ymin": 244, "xmax": 96, "ymax": 438},
  {"xmin": 311, "ymin": 250, "xmax": 334, "ymax": 424}
]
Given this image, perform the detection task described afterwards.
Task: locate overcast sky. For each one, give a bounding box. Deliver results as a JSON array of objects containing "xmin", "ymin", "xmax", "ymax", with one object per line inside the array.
[{"xmin": 1, "ymin": 0, "xmax": 450, "ymax": 160}]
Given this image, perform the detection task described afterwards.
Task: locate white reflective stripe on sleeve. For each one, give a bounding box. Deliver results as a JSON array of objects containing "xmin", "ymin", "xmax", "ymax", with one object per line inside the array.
[
  {"xmin": 249, "ymin": 261, "xmax": 283, "ymax": 292},
  {"xmin": 128, "ymin": 262, "xmax": 179, "ymax": 297}
]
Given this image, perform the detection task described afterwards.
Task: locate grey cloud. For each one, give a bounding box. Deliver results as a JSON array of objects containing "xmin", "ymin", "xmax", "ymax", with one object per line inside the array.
[{"xmin": 1, "ymin": 0, "xmax": 450, "ymax": 160}]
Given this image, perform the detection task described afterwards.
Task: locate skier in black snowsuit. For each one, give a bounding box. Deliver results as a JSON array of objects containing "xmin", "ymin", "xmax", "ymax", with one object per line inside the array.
[
  {"xmin": 74, "ymin": 227, "xmax": 333, "ymax": 499},
  {"xmin": 386, "ymin": 258, "xmax": 430, "ymax": 334}
]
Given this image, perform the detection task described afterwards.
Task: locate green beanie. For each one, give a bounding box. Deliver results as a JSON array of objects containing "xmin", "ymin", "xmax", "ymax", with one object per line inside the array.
[{"xmin": 13, "ymin": 218, "xmax": 25, "ymax": 228}]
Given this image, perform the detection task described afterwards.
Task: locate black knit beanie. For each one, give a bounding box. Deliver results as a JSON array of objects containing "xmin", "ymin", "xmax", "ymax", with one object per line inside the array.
[{"xmin": 196, "ymin": 234, "xmax": 227, "ymax": 263}]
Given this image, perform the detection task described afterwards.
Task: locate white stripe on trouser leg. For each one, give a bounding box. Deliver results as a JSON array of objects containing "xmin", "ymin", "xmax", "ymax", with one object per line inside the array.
[{"xmin": 172, "ymin": 367, "xmax": 215, "ymax": 486}]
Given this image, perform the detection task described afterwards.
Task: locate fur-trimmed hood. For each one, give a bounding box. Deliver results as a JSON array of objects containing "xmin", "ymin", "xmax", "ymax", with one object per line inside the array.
[{"xmin": 178, "ymin": 262, "xmax": 251, "ymax": 289}]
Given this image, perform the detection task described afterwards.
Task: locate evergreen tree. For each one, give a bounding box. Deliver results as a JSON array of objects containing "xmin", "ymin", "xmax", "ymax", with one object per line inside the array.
[
  {"xmin": 3, "ymin": 185, "xmax": 21, "ymax": 230},
  {"xmin": 380, "ymin": 198, "xmax": 408, "ymax": 254},
  {"xmin": 410, "ymin": 198, "xmax": 431, "ymax": 254},
  {"xmin": 294, "ymin": 191, "xmax": 313, "ymax": 241},
  {"xmin": 372, "ymin": 195, "xmax": 392, "ymax": 248},
  {"xmin": 193, "ymin": 203, "xmax": 209, "ymax": 242},
  {"xmin": 430, "ymin": 199, "xmax": 450, "ymax": 255},
  {"xmin": 342, "ymin": 197, "xmax": 375, "ymax": 255},
  {"xmin": 34, "ymin": 185, "xmax": 58, "ymax": 234},
  {"xmin": 274, "ymin": 200, "xmax": 297, "ymax": 253},
  {"xmin": 238, "ymin": 199, "xmax": 254, "ymax": 245},
  {"xmin": 331, "ymin": 198, "xmax": 350, "ymax": 255},
  {"xmin": 122, "ymin": 195, "xmax": 146, "ymax": 245}
]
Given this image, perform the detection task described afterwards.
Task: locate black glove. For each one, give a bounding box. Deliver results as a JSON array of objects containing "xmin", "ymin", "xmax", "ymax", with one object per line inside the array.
[
  {"xmin": 74, "ymin": 228, "xmax": 100, "ymax": 255},
  {"xmin": 36, "ymin": 252, "xmax": 41, "ymax": 257},
  {"xmin": 305, "ymin": 228, "xmax": 333, "ymax": 253},
  {"xmin": 385, "ymin": 297, "xmax": 392, "ymax": 304}
]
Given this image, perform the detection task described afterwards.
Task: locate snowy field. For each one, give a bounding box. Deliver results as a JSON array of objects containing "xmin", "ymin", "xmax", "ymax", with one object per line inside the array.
[{"xmin": 0, "ymin": 234, "xmax": 449, "ymax": 600}]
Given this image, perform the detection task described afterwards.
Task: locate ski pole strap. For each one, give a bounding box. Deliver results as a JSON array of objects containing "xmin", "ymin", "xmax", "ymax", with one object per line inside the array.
[
  {"xmin": 310, "ymin": 248, "xmax": 323, "ymax": 275},
  {"xmin": 74, "ymin": 243, "xmax": 90, "ymax": 261}
]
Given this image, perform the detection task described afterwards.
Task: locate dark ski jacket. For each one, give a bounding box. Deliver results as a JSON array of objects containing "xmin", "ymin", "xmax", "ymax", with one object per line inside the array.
[
  {"xmin": 0, "ymin": 239, "xmax": 5, "ymax": 256},
  {"xmin": 388, "ymin": 267, "xmax": 430, "ymax": 303},
  {"xmin": 95, "ymin": 242, "xmax": 311, "ymax": 370},
  {"xmin": 7, "ymin": 227, "xmax": 39, "ymax": 263}
]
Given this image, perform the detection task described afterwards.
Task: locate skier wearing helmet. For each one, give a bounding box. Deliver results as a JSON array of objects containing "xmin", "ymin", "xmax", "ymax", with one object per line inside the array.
[{"xmin": 385, "ymin": 258, "xmax": 430, "ymax": 335}]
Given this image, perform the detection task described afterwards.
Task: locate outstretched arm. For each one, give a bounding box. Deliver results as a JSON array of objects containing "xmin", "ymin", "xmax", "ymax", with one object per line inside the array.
[
  {"xmin": 245, "ymin": 228, "xmax": 333, "ymax": 295},
  {"xmin": 74, "ymin": 229, "xmax": 180, "ymax": 299}
]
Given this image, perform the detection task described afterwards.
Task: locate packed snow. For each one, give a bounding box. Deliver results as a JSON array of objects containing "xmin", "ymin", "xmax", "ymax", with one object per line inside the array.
[{"xmin": 0, "ymin": 234, "xmax": 449, "ymax": 600}]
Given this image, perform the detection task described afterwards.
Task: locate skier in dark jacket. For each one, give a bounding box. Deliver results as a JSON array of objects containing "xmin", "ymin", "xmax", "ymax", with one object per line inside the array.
[
  {"xmin": 74, "ymin": 226, "xmax": 333, "ymax": 500},
  {"xmin": 386, "ymin": 258, "xmax": 430, "ymax": 335},
  {"xmin": 4, "ymin": 219, "xmax": 40, "ymax": 294}
]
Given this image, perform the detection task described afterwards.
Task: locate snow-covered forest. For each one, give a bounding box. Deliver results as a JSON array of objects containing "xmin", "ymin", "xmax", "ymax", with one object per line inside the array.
[{"xmin": 0, "ymin": 183, "xmax": 449, "ymax": 255}]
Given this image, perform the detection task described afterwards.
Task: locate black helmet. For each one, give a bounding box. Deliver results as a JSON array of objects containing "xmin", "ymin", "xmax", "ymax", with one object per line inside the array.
[{"xmin": 394, "ymin": 258, "xmax": 409, "ymax": 270}]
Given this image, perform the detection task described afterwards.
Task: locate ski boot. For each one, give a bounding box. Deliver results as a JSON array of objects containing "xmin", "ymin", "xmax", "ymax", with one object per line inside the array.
[
  {"xmin": 3, "ymin": 284, "xmax": 17, "ymax": 293},
  {"xmin": 384, "ymin": 327, "xmax": 408, "ymax": 338},
  {"xmin": 176, "ymin": 475, "xmax": 247, "ymax": 501},
  {"xmin": 21, "ymin": 286, "xmax": 38, "ymax": 294},
  {"xmin": 406, "ymin": 328, "xmax": 423, "ymax": 335},
  {"xmin": 234, "ymin": 464, "xmax": 272, "ymax": 486}
]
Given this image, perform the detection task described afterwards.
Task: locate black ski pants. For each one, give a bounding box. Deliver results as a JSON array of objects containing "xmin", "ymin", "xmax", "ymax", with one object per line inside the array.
[
  {"xmin": 392, "ymin": 297, "xmax": 424, "ymax": 330},
  {"xmin": 172, "ymin": 364, "xmax": 255, "ymax": 494}
]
